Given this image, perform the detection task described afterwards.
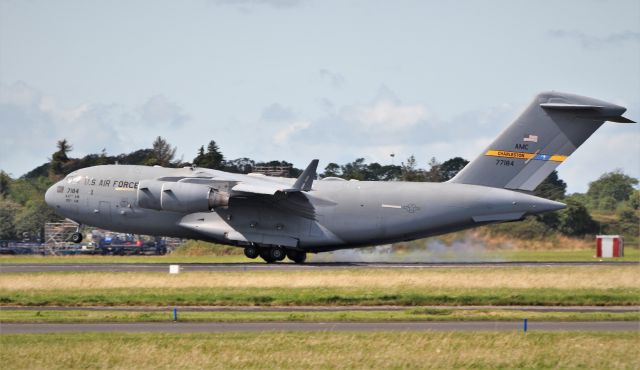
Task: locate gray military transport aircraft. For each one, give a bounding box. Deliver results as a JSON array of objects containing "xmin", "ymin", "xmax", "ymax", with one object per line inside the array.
[{"xmin": 45, "ymin": 92, "xmax": 634, "ymax": 263}]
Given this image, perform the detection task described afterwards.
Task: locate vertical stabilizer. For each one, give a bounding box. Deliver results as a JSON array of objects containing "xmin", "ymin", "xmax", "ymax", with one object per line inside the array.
[{"xmin": 450, "ymin": 92, "xmax": 633, "ymax": 191}]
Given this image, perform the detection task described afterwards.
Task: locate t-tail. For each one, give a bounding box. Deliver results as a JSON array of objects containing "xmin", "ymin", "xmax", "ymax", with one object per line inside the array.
[{"xmin": 450, "ymin": 91, "xmax": 635, "ymax": 191}]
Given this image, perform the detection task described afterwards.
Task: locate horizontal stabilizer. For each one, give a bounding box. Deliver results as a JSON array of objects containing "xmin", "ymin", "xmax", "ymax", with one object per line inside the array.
[
  {"xmin": 541, "ymin": 102, "xmax": 635, "ymax": 123},
  {"xmin": 540, "ymin": 103, "xmax": 605, "ymax": 110},
  {"xmin": 605, "ymin": 116, "xmax": 635, "ymax": 123}
]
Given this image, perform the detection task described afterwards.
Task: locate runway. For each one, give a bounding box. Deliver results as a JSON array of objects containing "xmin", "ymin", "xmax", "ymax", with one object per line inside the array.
[
  {"xmin": 2, "ymin": 321, "xmax": 637, "ymax": 334},
  {"xmin": 1, "ymin": 261, "xmax": 637, "ymax": 273}
]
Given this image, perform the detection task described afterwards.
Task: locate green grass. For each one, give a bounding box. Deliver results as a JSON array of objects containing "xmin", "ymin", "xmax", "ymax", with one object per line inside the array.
[
  {"xmin": 1, "ymin": 247, "xmax": 638, "ymax": 264},
  {"xmin": 3, "ymin": 266, "xmax": 638, "ymax": 307},
  {"xmin": 1, "ymin": 332, "xmax": 638, "ymax": 369},
  {"xmin": 2, "ymin": 286, "xmax": 639, "ymax": 307},
  {"xmin": 1, "ymin": 309, "xmax": 638, "ymax": 323}
]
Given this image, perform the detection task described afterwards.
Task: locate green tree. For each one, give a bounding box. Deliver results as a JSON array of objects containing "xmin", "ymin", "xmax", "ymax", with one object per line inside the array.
[
  {"xmin": 13, "ymin": 198, "xmax": 58, "ymax": 241},
  {"xmin": 438, "ymin": 157, "xmax": 469, "ymax": 181},
  {"xmin": 193, "ymin": 141, "xmax": 224, "ymax": 169},
  {"xmin": 366, "ymin": 163, "xmax": 401, "ymax": 181},
  {"xmin": 629, "ymin": 190, "xmax": 640, "ymax": 210},
  {"xmin": 323, "ymin": 163, "xmax": 341, "ymax": 178},
  {"xmin": 146, "ymin": 136, "xmax": 177, "ymax": 167},
  {"xmin": 96, "ymin": 148, "xmax": 110, "ymax": 165},
  {"xmin": 206, "ymin": 141, "xmax": 224, "ymax": 169},
  {"xmin": 587, "ymin": 170, "xmax": 639, "ymax": 210},
  {"xmin": 423, "ymin": 157, "xmax": 442, "ymax": 182},
  {"xmin": 341, "ymin": 158, "xmax": 367, "ymax": 180},
  {"xmin": 49, "ymin": 139, "xmax": 72, "ymax": 180},
  {"xmin": 0, "ymin": 198, "xmax": 19, "ymax": 239},
  {"xmin": 223, "ymin": 158, "xmax": 255, "ymax": 174},
  {"xmin": 534, "ymin": 171, "xmax": 567, "ymax": 201},
  {"xmin": 193, "ymin": 146, "xmax": 206, "ymax": 166},
  {"xmin": 534, "ymin": 172, "xmax": 565, "ymax": 229},
  {"xmin": 0, "ymin": 170, "xmax": 11, "ymax": 198},
  {"xmin": 401, "ymin": 155, "xmax": 426, "ymax": 182},
  {"xmin": 558, "ymin": 198, "xmax": 598, "ymax": 236}
]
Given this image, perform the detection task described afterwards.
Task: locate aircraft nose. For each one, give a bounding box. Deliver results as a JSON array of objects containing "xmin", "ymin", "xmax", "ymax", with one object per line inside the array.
[{"xmin": 45, "ymin": 183, "xmax": 59, "ymax": 208}]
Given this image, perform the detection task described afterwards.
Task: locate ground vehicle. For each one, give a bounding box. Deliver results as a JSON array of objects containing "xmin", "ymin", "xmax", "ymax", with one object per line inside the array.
[
  {"xmin": 98, "ymin": 236, "xmax": 167, "ymax": 255},
  {"xmin": 0, "ymin": 241, "xmax": 35, "ymax": 255}
]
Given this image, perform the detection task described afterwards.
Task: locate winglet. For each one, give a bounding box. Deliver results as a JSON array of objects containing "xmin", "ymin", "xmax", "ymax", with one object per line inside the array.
[{"xmin": 292, "ymin": 159, "xmax": 319, "ymax": 192}]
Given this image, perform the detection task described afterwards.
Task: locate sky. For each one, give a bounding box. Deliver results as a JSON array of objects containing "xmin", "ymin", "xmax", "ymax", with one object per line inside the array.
[{"xmin": 0, "ymin": 0, "xmax": 638, "ymax": 193}]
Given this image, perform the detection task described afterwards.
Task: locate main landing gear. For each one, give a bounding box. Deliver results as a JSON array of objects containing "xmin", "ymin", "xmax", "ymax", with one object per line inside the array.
[{"xmin": 243, "ymin": 245, "xmax": 307, "ymax": 264}]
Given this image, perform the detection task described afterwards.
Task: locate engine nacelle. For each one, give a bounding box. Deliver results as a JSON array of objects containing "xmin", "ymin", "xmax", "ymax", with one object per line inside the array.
[{"xmin": 137, "ymin": 180, "xmax": 229, "ymax": 213}]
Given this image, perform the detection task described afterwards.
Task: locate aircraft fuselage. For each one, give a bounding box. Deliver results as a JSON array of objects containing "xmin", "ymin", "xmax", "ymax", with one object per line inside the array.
[{"xmin": 45, "ymin": 164, "xmax": 563, "ymax": 253}]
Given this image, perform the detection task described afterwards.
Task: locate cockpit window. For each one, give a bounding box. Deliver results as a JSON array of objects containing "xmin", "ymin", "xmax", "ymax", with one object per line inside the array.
[{"xmin": 66, "ymin": 174, "xmax": 83, "ymax": 184}]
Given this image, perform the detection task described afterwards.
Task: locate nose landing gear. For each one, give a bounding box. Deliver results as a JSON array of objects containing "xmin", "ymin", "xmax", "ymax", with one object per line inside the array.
[
  {"xmin": 70, "ymin": 232, "xmax": 83, "ymax": 243},
  {"xmin": 70, "ymin": 224, "xmax": 83, "ymax": 243}
]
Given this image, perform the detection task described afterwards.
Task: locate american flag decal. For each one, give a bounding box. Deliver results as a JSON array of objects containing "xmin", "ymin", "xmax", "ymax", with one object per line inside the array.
[
  {"xmin": 57, "ymin": 186, "xmax": 64, "ymax": 193},
  {"xmin": 523, "ymin": 134, "xmax": 538, "ymax": 143}
]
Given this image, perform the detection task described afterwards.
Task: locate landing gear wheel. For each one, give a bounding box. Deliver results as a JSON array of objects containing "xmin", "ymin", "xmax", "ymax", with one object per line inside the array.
[
  {"xmin": 270, "ymin": 246, "xmax": 286, "ymax": 261},
  {"xmin": 259, "ymin": 248, "xmax": 276, "ymax": 263},
  {"xmin": 71, "ymin": 232, "xmax": 83, "ymax": 244},
  {"xmin": 286, "ymin": 250, "xmax": 307, "ymax": 264},
  {"xmin": 244, "ymin": 245, "xmax": 259, "ymax": 259}
]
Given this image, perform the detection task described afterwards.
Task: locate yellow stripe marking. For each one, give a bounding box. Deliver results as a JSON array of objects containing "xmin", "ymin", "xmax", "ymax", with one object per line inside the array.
[{"xmin": 485, "ymin": 150, "xmax": 566, "ymax": 162}]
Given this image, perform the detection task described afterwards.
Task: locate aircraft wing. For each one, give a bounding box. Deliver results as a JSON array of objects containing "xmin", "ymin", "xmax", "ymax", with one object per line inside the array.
[
  {"xmin": 231, "ymin": 182, "xmax": 293, "ymax": 195},
  {"xmin": 231, "ymin": 159, "xmax": 319, "ymax": 196}
]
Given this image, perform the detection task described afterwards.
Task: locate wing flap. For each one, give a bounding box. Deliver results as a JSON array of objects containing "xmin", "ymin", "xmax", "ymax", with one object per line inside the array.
[
  {"xmin": 231, "ymin": 183, "xmax": 290, "ymax": 195},
  {"xmin": 231, "ymin": 159, "xmax": 319, "ymax": 196}
]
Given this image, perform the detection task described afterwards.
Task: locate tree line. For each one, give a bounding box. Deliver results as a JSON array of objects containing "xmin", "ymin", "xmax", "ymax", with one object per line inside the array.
[{"xmin": 0, "ymin": 137, "xmax": 638, "ymax": 244}]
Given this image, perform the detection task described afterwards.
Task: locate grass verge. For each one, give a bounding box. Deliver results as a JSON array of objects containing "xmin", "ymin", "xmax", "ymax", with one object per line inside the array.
[
  {"xmin": 2, "ymin": 267, "xmax": 638, "ymax": 306},
  {"xmin": 1, "ymin": 309, "xmax": 639, "ymax": 323},
  {"xmin": 2, "ymin": 286, "xmax": 638, "ymax": 306},
  {"xmin": 3, "ymin": 267, "xmax": 638, "ymax": 290},
  {"xmin": 1, "ymin": 332, "xmax": 638, "ymax": 369}
]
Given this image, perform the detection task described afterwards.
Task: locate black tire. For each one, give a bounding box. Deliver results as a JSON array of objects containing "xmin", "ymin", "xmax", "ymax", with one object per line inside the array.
[
  {"xmin": 270, "ymin": 246, "xmax": 286, "ymax": 261},
  {"xmin": 71, "ymin": 232, "xmax": 83, "ymax": 244},
  {"xmin": 259, "ymin": 248, "xmax": 276, "ymax": 263},
  {"xmin": 287, "ymin": 250, "xmax": 307, "ymax": 264},
  {"xmin": 244, "ymin": 245, "xmax": 259, "ymax": 259}
]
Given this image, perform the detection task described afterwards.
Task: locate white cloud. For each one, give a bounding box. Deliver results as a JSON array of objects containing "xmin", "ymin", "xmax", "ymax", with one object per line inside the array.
[
  {"xmin": 347, "ymin": 100, "xmax": 429, "ymax": 131},
  {"xmin": 319, "ymin": 69, "xmax": 346, "ymax": 88},
  {"xmin": 548, "ymin": 30, "xmax": 640, "ymax": 48},
  {"xmin": 558, "ymin": 125, "xmax": 640, "ymax": 193},
  {"xmin": 0, "ymin": 81, "xmax": 191, "ymax": 177},
  {"xmin": 137, "ymin": 95, "xmax": 190, "ymax": 127},
  {"xmin": 273, "ymin": 120, "xmax": 311, "ymax": 145},
  {"xmin": 261, "ymin": 103, "xmax": 295, "ymax": 121},
  {"xmin": 252, "ymin": 88, "xmax": 637, "ymax": 194},
  {"xmin": 213, "ymin": 0, "xmax": 304, "ymax": 10}
]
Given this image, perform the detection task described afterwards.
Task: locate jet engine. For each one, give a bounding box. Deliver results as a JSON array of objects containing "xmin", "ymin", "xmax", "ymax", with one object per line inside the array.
[{"xmin": 137, "ymin": 180, "xmax": 229, "ymax": 213}]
